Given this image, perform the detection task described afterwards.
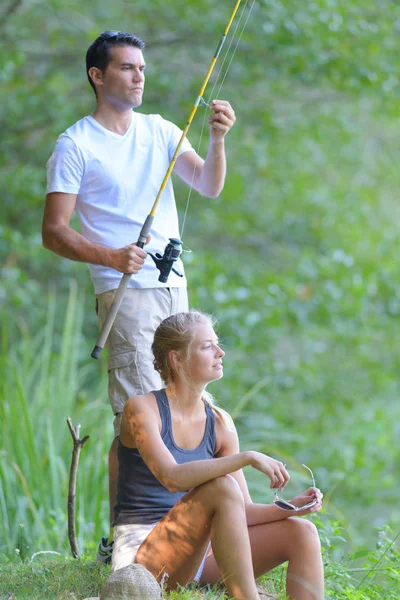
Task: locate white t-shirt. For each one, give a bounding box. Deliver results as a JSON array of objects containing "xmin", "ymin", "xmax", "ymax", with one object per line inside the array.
[{"xmin": 46, "ymin": 112, "xmax": 193, "ymax": 294}]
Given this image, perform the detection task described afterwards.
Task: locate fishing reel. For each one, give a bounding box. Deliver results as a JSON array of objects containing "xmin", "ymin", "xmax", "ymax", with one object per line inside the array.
[{"xmin": 148, "ymin": 237, "xmax": 184, "ymax": 283}]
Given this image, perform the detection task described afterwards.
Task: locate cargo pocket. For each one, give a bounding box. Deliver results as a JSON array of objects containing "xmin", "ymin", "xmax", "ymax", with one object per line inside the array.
[
  {"xmin": 107, "ymin": 351, "xmax": 141, "ymax": 415},
  {"xmin": 107, "ymin": 350, "xmax": 161, "ymax": 415}
]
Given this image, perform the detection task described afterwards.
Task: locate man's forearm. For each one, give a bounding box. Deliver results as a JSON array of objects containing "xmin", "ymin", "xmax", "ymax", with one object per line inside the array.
[
  {"xmin": 43, "ymin": 223, "xmax": 148, "ymax": 273},
  {"xmin": 42, "ymin": 224, "xmax": 114, "ymax": 266},
  {"xmin": 196, "ymin": 139, "xmax": 226, "ymax": 198}
]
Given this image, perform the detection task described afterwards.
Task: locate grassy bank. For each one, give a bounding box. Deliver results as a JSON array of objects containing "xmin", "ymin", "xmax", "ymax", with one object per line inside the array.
[{"xmin": 1, "ymin": 522, "xmax": 399, "ymax": 599}]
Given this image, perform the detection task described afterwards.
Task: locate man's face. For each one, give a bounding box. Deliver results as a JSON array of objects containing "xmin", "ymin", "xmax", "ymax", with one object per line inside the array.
[{"xmin": 99, "ymin": 45, "xmax": 146, "ymax": 110}]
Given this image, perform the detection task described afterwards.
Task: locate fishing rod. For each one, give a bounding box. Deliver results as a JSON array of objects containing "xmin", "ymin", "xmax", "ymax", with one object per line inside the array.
[{"xmin": 91, "ymin": 0, "xmax": 242, "ymax": 359}]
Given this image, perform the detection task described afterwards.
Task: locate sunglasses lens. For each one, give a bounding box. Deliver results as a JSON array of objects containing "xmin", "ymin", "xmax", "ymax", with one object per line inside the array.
[
  {"xmin": 274, "ymin": 500, "xmax": 295, "ymax": 511},
  {"xmin": 274, "ymin": 498, "xmax": 317, "ymax": 511}
]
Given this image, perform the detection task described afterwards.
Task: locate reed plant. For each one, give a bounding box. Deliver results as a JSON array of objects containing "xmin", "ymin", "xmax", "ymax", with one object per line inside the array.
[{"xmin": 0, "ymin": 282, "xmax": 111, "ymax": 558}]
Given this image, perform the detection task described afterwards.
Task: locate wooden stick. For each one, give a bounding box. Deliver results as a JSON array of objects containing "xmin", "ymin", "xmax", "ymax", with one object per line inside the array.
[{"xmin": 67, "ymin": 417, "xmax": 90, "ymax": 558}]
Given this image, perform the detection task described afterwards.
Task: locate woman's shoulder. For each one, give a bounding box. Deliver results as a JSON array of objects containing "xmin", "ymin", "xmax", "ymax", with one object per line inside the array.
[
  {"xmin": 212, "ymin": 405, "xmax": 236, "ymax": 432},
  {"xmin": 212, "ymin": 406, "xmax": 238, "ymax": 455},
  {"xmin": 121, "ymin": 392, "xmax": 162, "ymax": 445},
  {"xmin": 124, "ymin": 391, "xmax": 159, "ymax": 414},
  {"xmin": 122, "ymin": 392, "xmax": 161, "ymax": 430}
]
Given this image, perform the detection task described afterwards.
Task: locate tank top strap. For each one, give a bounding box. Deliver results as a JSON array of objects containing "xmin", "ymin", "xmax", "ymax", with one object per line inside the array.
[
  {"xmin": 152, "ymin": 388, "xmax": 172, "ymax": 438},
  {"xmin": 153, "ymin": 389, "xmax": 216, "ymax": 454},
  {"xmin": 202, "ymin": 400, "xmax": 217, "ymax": 454}
]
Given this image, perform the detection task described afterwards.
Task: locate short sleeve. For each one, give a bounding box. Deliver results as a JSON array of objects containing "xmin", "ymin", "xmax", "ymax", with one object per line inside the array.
[
  {"xmin": 162, "ymin": 119, "xmax": 193, "ymax": 161},
  {"xmin": 46, "ymin": 135, "xmax": 85, "ymax": 195}
]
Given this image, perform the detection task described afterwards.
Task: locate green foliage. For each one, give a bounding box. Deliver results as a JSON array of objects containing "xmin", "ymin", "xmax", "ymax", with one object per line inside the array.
[
  {"xmin": 317, "ymin": 520, "xmax": 400, "ymax": 598},
  {"xmin": 0, "ymin": 284, "xmax": 111, "ymax": 557},
  {"xmin": 1, "ymin": 0, "xmax": 400, "ymax": 596}
]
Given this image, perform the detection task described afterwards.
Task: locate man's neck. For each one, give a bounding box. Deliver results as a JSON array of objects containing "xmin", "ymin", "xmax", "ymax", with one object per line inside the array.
[{"xmin": 91, "ymin": 104, "xmax": 134, "ymax": 136}]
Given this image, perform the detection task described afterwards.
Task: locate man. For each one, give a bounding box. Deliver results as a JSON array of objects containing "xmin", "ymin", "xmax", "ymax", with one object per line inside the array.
[{"xmin": 42, "ymin": 30, "xmax": 236, "ymax": 563}]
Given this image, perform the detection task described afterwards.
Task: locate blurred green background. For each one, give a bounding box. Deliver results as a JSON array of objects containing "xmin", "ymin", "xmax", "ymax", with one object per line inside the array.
[{"xmin": 1, "ymin": 0, "xmax": 399, "ymax": 565}]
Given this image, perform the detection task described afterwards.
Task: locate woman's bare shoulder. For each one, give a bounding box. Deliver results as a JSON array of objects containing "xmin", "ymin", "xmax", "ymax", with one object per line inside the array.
[
  {"xmin": 213, "ymin": 406, "xmax": 236, "ymax": 431},
  {"xmin": 212, "ymin": 406, "xmax": 239, "ymax": 455},
  {"xmin": 124, "ymin": 391, "xmax": 158, "ymax": 415},
  {"xmin": 121, "ymin": 392, "xmax": 161, "ymax": 445}
]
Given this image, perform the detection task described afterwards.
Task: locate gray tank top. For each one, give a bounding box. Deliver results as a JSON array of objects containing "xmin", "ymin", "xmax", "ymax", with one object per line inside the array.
[{"xmin": 113, "ymin": 388, "xmax": 217, "ymax": 526}]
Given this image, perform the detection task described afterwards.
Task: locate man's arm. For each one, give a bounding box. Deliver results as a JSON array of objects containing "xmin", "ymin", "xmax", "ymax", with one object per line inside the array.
[
  {"xmin": 174, "ymin": 99, "xmax": 235, "ymax": 198},
  {"xmin": 42, "ymin": 192, "xmax": 147, "ymax": 273}
]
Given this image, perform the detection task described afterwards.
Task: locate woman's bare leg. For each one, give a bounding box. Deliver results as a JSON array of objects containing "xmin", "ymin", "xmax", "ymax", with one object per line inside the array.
[
  {"xmin": 136, "ymin": 475, "xmax": 260, "ymax": 600},
  {"xmin": 201, "ymin": 517, "xmax": 324, "ymax": 600}
]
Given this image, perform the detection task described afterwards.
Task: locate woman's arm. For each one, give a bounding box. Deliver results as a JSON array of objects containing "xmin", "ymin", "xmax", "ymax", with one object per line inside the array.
[
  {"xmin": 122, "ymin": 396, "xmax": 288, "ymax": 493},
  {"xmin": 245, "ymin": 488, "xmax": 323, "ymax": 526},
  {"xmin": 213, "ymin": 410, "xmax": 323, "ymax": 525}
]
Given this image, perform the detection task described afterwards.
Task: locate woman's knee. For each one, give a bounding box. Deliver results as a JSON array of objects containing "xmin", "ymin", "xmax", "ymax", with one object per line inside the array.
[
  {"xmin": 288, "ymin": 518, "xmax": 321, "ymax": 552},
  {"xmin": 200, "ymin": 475, "xmax": 244, "ymax": 506}
]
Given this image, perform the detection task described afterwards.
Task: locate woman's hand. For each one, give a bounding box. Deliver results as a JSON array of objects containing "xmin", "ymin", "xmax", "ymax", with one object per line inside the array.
[
  {"xmin": 288, "ymin": 487, "xmax": 323, "ymax": 515},
  {"xmin": 248, "ymin": 451, "xmax": 290, "ymax": 489}
]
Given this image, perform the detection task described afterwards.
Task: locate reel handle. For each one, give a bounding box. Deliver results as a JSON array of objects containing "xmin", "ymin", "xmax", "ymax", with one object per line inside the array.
[{"xmin": 148, "ymin": 237, "xmax": 183, "ymax": 283}]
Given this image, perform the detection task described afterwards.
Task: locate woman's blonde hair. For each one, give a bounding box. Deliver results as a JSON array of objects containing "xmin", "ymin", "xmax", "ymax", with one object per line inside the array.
[{"xmin": 152, "ymin": 310, "xmax": 234, "ymax": 430}]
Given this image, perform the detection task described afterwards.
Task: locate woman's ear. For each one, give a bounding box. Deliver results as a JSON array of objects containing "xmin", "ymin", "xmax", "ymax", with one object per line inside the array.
[{"xmin": 168, "ymin": 349, "xmax": 182, "ymax": 373}]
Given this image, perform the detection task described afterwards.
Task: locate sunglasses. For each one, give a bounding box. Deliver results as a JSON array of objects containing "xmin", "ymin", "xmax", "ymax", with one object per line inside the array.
[
  {"xmin": 99, "ymin": 30, "xmax": 121, "ymax": 40},
  {"xmin": 274, "ymin": 464, "xmax": 317, "ymax": 511}
]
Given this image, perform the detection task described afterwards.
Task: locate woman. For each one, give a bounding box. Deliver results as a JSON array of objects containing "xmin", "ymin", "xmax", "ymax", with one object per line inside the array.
[{"xmin": 112, "ymin": 311, "xmax": 324, "ymax": 600}]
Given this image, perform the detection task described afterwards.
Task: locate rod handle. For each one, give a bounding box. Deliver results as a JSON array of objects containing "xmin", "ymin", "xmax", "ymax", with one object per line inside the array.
[
  {"xmin": 91, "ymin": 345, "xmax": 102, "ymax": 360},
  {"xmin": 90, "ymin": 214, "xmax": 155, "ymax": 359},
  {"xmin": 90, "ymin": 273, "xmax": 132, "ymax": 358}
]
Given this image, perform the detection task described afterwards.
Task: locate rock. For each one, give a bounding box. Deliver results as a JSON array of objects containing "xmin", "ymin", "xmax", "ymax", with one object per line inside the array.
[{"xmin": 100, "ymin": 564, "xmax": 162, "ymax": 600}]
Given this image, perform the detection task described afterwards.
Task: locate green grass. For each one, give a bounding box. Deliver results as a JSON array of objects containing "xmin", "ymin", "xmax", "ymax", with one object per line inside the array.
[
  {"xmin": 1, "ymin": 523, "xmax": 399, "ymax": 599},
  {"xmin": 0, "ymin": 555, "xmax": 109, "ymax": 600}
]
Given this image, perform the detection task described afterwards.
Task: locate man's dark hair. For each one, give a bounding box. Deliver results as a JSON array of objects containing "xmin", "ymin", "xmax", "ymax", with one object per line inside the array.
[{"xmin": 86, "ymin": 31, "xmax": 145, "ymax": 95}]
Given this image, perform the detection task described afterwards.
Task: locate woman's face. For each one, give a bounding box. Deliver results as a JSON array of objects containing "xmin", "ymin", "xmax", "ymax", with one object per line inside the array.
[{"xmin": 182, "ymin": 322, "xmax": 225, "ymax": 385}]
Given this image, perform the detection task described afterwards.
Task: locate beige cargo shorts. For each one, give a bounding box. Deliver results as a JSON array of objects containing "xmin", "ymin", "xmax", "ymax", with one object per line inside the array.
[{"xmin": 96, "ymin": 287, "xmax": 188, "ymax": 436}]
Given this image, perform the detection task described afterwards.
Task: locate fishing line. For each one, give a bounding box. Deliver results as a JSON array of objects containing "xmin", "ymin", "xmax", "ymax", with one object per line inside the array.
[
  {"xmin": 179, "ymin": 0, "xmax": 256, "ymax": 240},
  {"xmin": 91, "ymin": 0, "xmax": 254, "ymax": 359}
]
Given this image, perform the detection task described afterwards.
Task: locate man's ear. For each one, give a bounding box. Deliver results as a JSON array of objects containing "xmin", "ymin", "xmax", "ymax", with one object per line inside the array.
[{"xmin": 88, "ymin": 66, "xmax": 104, "ymax": 88}]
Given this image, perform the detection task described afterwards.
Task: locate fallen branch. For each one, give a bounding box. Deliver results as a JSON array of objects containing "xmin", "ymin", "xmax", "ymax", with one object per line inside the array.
[{"xmin": 67, "ymin": 417, "xmax": 90, "ymax": 558}]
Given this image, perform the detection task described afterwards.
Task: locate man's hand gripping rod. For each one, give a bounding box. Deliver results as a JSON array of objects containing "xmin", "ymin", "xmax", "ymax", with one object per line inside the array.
[
  {"xmin": 91, "ymin": 214, "xmax": 153, "ymax": 359},
  {"xmin": 91, "ymin": 0, "xmax": 242, "ymax": 359}
]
